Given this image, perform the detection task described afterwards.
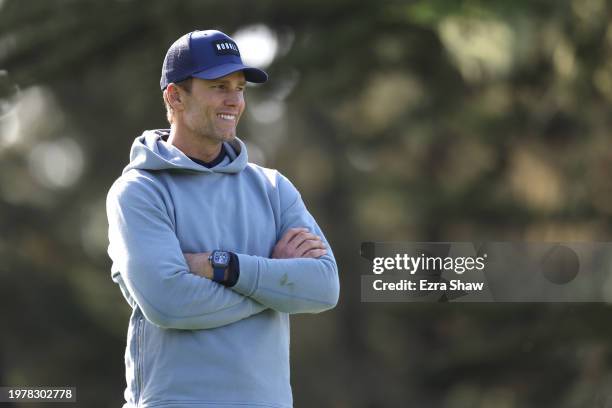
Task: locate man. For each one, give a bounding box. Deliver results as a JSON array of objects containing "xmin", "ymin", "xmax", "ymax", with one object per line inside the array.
[{"xmin": 106, "ymin": 29, "xmax": 340, "ymax": 408}]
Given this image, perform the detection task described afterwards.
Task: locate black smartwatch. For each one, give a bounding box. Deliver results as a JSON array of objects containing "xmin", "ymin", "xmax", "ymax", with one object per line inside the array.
[{"xmin": 208, "ymin": 250, "xmax": 230, "ymax": 283}]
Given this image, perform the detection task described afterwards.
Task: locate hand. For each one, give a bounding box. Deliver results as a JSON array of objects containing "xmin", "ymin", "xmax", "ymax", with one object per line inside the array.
[
  {"xmin": 272, "ymin": 227, "xmax": 327, "ymax": 259},
  {"xmin": 184, "ymin": 252, "xmax": 213, "ymax": 279}
]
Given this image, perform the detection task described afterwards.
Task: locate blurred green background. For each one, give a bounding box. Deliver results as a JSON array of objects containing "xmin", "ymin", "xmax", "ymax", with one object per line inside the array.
[{"xmin": 2, "ymin": 0, "xmax": 612, "ymax": 407}]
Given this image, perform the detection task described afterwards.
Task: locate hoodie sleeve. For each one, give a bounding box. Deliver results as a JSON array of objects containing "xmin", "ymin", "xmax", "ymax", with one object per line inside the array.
[
  {"xmin": 106, "ymin": 173, "xmax": 267, "ymax": 330},
  {"xmin": 231, "ymin": 174, "xmax": 340, "ymax": 314}
]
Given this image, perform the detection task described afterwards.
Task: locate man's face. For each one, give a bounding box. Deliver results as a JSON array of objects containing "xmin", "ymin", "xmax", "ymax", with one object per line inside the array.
[{"xmin": 181, "ymin": 71, "xmax": 246, "ymax": 143}]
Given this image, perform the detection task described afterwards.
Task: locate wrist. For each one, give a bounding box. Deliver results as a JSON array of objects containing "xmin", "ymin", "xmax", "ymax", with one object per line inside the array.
[
  {"xmin": 195, "ymin": 252, "xmax": 213, "ymax": 279},
  {"xmin": 203, "ymin": 255, "xmax": 214, "ymax": 279},
  {"xmin": 207, "ymin": 250, "xmax": 239, "ymax": 286},
  {"xmin": 209, "ymin": 250, "xmax": 231, "ymax": 284}
]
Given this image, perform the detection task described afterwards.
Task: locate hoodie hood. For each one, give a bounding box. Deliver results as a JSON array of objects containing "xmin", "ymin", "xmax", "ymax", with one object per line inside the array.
[{"xmin": 123, "ymin": 129, "xmax": 248, "ymax": 175}]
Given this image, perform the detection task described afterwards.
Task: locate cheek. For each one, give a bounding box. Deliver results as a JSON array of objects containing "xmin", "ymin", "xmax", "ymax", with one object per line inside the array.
[
  {"xmin": 184, "ymin": 105, "xmax": 208, "ymax": 129},
  {"xmin": 184, "ymin": 108, "xmax": 199, "ymax": 126}
]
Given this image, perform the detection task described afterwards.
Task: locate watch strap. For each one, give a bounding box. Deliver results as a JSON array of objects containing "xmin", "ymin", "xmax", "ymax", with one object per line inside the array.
[
  {"xmin": 212, "ymin": 266, "xmax": 226, "ymax": 283},
  {"xmin": 225, "ymin": 252, "xmax": 240, "ymax": 287}
]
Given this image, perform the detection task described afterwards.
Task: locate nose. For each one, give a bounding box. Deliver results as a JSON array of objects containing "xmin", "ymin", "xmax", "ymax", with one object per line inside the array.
[{"xmin": 224, "ymin": 90, "xmax": 243, "ymax": 107}]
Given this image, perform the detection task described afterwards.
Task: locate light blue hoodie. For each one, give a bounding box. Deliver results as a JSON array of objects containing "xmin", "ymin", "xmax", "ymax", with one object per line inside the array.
[{"xmin": 106, "ymin": 130, "xmax": 340, "ymax": 408}]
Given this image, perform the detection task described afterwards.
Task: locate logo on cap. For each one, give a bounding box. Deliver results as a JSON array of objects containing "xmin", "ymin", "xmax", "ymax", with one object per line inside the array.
[{"xmin": 213, "ymin": 40, "xmax": 240, "ymax": 56}]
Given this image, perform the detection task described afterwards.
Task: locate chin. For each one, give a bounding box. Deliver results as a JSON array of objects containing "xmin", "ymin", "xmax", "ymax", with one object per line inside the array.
[
  {"xmin": 203, "ymin": 132, "xmax": 235, "ymax": 144},
  {"xmin": 220, "ymin": 133, "xmax": 237, "ymax": 142}
]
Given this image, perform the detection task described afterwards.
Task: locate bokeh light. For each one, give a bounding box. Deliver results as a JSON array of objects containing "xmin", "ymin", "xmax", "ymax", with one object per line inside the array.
[
  {"xmin": 28, "ymin": 137, "xmax": 85, "ymax": 189},
  {"xmin": 233, "ymin": 24, "xmax": 278, "ymax": 69}
]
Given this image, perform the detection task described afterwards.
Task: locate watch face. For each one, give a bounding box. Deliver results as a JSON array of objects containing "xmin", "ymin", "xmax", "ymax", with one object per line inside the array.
[{"xmin": 213, "ymin": 251, "xmax": 229, "ymax": 266}]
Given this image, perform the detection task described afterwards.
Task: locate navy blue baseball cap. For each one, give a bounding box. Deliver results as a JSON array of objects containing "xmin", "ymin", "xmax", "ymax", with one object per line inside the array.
[{"xmin": 160, "ymin": 30, "xmax": 268, "ymax": 90}]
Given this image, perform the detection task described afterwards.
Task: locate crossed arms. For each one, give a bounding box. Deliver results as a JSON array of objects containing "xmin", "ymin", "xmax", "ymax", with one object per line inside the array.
[
  {"xmin": 184, "ymin": 227, "xmax": 327, "ymax": 280},
  {"xmin": 106, "ymin": 174, "xmax": 340, "ymax": 330}
]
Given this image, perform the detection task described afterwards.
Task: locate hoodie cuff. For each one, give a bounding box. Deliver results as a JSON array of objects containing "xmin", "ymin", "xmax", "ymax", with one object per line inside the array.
[{"xmin": 232, "ymin": 254, "xmax": 260, "ymax": 296}]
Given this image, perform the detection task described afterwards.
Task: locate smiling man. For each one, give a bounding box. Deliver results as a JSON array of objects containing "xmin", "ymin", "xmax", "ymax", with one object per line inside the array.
[{"xmin": 106, "ymin": 30, "xmax": 340, "ymax": 408}]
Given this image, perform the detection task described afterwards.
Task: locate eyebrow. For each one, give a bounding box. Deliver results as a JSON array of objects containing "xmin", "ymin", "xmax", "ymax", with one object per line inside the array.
[{"xmin": 212, "ymin": 79, "xmax": 247, "ymax": 86}]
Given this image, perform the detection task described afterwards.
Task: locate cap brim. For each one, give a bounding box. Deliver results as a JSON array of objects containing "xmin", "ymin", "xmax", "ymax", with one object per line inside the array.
[{"xmin": 192, "ymin": 63, "xmax": 268, "ymax": 83}]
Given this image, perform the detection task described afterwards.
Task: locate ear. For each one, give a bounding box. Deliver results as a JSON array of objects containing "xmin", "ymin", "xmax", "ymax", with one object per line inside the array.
[{"xmin": 165, "ymin": 83, "xmax": 184, "ymax": 111}]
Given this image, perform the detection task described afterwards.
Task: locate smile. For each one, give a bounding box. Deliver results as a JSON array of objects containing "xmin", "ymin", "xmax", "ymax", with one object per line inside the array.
[{"xmin": 217, "ymin": 113, "xmax": 236, "ymax": 121}]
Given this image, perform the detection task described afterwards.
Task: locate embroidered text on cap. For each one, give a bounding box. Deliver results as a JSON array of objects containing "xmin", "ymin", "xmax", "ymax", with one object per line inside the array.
[{"xmin": 213, "ymin": 40, "xmax": 240, "ymax": 57}]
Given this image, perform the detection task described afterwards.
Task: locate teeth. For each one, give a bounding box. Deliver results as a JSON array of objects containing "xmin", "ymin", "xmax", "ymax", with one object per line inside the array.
[{"xmin": 218, "ymin": 114, "xmax": 236, "ymax": 121}]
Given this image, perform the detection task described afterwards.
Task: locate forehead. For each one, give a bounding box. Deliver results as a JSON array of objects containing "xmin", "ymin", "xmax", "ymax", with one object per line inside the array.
[{"xmin": 190, "ymin": 71, "xmax": 246, "ymax": 94}]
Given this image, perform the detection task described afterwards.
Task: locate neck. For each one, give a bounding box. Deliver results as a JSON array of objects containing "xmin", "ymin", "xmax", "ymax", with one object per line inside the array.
[{"xmin": 167, "ymin": 124, "xmax": 222, "ymax": 163}]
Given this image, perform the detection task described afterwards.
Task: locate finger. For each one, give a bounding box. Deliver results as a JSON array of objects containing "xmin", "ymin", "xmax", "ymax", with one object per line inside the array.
[
  {"xmin": 296, "ymin": 239, "xmax": 326, "ymax": 256},
  {"xmin": 285, "ymin": 228, "xmax": 310, "ymax": 243},
  {"xmin": 287, "ymin": 231, "xmax": 319, "ymax": 247},
  {"xmin": 288, "ymin": 234, "xmax": 324, "ymax": 257},
  {"xmin": 291, "ymin": 234, "xmax": 322, "ymax": 254},
  {"xmin": 302, "ymin": 248, "xmax": 327, "ymax": 258},
  {"xmin": 287, "ymin": 233, "xmax": 316, "ymax": 253},
  {"xmin": 278, "ymin": 228, "xmax": 308, "ymax": 246},
  {"xmin": 272, "ymin": 230, "xmax": 306, "ymax": 258}
]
